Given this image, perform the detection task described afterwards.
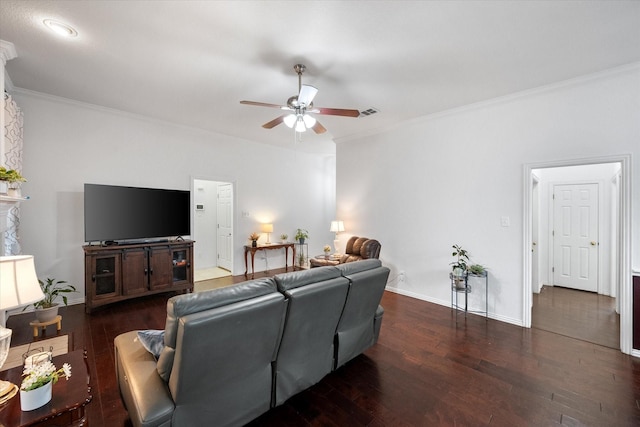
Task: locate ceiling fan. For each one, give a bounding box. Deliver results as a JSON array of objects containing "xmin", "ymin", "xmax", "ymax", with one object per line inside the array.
[{"xmin": 240, "ymin": 64, "xmax": 360, "ymax": 134}]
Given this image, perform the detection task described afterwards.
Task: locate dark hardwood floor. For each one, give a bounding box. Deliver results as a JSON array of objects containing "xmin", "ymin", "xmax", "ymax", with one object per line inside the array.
[
  {"xmin": 532, "ymin": 285, "xmax": 620, "ymax": 349},
  {"xmin": 6, "ymin": 270, "xmax": 640, "ymax": 426}
]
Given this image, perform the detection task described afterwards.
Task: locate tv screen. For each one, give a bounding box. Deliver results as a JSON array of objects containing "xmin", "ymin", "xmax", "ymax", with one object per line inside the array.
[{"xmin": 84, "ymin": 184, "xmax": 190, "ymax": 243}]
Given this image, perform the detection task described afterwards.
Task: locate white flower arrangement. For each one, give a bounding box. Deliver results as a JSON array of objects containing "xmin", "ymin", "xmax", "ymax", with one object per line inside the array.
[{"xmin": 21, "ymin": 360, "xmax": 72, "ymax": 391}]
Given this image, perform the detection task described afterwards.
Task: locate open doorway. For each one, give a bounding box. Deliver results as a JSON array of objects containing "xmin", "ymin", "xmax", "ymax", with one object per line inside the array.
[
  {"xmin": 192, "ymin": 178, "xmax": 233, "ymax": 282},
  {"xmin": 523, "ymin": 155, "xmax": 632, "ymax": 354}
]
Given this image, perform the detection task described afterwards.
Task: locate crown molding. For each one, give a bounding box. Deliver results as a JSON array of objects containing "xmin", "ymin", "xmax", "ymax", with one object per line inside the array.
[
  {"xmin": 0, "ymin": 40, "xmax": 17, "ymax": 65},
  {"xmin": 335, "ymin": 61, "xmax": 640, "ymax": 145}
]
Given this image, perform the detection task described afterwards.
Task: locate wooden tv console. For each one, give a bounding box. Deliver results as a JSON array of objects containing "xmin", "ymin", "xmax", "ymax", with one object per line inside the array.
[{"xmin": 83, "ymin": 240, "xmax": 194, "ymax": 313}]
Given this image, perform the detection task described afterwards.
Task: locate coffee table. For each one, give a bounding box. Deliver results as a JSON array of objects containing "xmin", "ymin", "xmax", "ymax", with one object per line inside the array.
[{"xmin": 0, "ymin": 349, "xmax": 92, "ymax": 427}]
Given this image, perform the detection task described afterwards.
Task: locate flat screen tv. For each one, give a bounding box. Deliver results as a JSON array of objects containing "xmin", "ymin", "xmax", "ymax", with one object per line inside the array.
[{"xmin": 84, "ymin": 183, "xmax": 190, "ymax": 243}]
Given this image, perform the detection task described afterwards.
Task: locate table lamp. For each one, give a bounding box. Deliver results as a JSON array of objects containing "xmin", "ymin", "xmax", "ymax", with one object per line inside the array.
[
  {"xmin": 261, "ymin": 223, "xmax": 273, "ymax": 245},
  {"xmin": 330, "ymin": 220, "xmax": 345, "ymax": 254},
  {"xmin": 0, "ymin": 255, "xmax": 45, "ymax": 400}
]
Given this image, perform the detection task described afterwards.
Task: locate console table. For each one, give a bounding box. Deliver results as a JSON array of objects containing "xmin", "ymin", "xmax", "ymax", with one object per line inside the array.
[
  {"xmin": 0, "ymin": 349, "xmax": 92, "ymax": 427},
  {"xmin": 244, "ymin": 243, "xmax": 295, "ymax": 278}
]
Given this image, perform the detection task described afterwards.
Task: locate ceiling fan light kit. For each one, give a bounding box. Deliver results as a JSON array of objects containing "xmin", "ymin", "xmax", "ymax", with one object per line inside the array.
[{"xmin": 240, "ymin": 64, "xmax": 359, "ymax": 135}]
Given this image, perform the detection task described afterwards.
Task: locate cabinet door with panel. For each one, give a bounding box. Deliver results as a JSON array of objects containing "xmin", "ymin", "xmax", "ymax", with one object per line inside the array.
[
  {"xmin": 121, "ymin": 248, "xmax": 148, "ymax": 295},
  {"xmin": 171, "ymin": 245, "xmax": 192, "ymax": 286},
  {"xmin": 148, "ymin": 246, "xmax": 173, "ymax": 291},
  {"xmin": 86, "ymin": 253, "xmax": 121, "ymax": 302}
]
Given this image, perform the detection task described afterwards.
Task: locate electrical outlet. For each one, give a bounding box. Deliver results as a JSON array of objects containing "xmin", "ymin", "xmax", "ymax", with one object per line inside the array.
[{"xmin": 399, "ymin": 271, "xmax": 405, "ymax": 282}]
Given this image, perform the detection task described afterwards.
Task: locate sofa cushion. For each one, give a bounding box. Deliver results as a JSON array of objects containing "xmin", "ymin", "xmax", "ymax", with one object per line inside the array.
[
  {"xmin": 273, "ymin": 269, "xmax": 350, "ymax": 405},
  {"xmin": 333, "ymin": 262, "xmax": 390, "ymax": 368},
  {"xmin": 157, "ymin": 278, "xmax": 278, "ymax": 382},
  {"xmin": 334, "ymin": 258, "xmax": 382, "ymax": 275},
  {"xmin": 273, "ymin": 266, "xmax": 341, "ymax": 292}
]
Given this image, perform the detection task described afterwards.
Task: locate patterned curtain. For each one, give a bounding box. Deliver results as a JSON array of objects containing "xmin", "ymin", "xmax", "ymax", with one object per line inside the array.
[{"xmin": 3, "ymin": 92, "xmax": 23, "ymax": 255}]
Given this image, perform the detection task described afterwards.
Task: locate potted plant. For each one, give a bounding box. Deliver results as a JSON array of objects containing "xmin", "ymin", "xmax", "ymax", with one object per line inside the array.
[
  {"xmin": 20, "ymin": 359, "xmax": 72, "ymax": 411},
  {"xmin": 249, "ymin": 232, "xmax": 260, "ymax": 247},
  {"xmin": 323, "ymin": 245, "xmax": 332, "ymax": 255},
  {"xmin": 30, "ymin": 278, "xmax": 77, "ymax": 323},
  {"xmin": 450, "ymin": 244, "xmax": 469, "ymax": 289},
  {"xmin": 280, "ymin": 233, "xmax": 288, "ymax": 243},
  {"xmin": 468, "ymin": 264, "xmax": 486, "ymax": 276},
  {"xmin": 294, "ymin": 228, "xmax": 308, "ymax": 245},
  {"xmin": 0, "ymin": 166, "xmax": 26, "ymax": 196}
]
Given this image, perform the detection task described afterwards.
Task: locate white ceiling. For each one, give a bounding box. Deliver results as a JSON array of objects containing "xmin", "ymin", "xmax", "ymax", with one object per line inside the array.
[{"xmin": 1, "ymin": 1, "xmax": 639, "ymax": 155}]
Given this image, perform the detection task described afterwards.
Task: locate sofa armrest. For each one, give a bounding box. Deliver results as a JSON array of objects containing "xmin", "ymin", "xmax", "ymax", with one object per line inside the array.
[{"xmin": 115, "ymin": 331, "xmax": 174, "ymax": 427}]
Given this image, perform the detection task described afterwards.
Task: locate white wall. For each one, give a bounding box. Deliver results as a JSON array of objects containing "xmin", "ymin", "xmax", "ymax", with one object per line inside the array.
[
  {"xmin": 10, "ymin": 90, "xmax": 336, "ymax": 309},
  {"xmin": 337, "ymin": 64, "xmax": 640, "ymax": 326}
]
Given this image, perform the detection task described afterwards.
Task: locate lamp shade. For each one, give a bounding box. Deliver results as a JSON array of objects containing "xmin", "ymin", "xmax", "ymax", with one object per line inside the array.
[
  {"xmin": 0, "ymin": 255, "xmax": 44, "ymax": 311},
  {"xmin": 330, "ymin": 221, "xmax": 345, "ymax": 233},
  {"xmin": 261, "ymin": 223, "xmax": 274, "ymax": 233}
]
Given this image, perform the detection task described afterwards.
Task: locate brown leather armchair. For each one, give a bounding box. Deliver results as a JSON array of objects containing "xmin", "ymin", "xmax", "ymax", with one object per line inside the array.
[{"xmin": 309, "ymin": 236, "xmax": 381, "ymax": 268}]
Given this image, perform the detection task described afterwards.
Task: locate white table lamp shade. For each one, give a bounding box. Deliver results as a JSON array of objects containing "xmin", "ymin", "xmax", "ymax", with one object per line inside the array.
[
  {"xmin": 260, "ymin": 223, "xmax": 273, "ymax": 233},
  {"xmin": 0, "ymin": 255, "xmax": 45, "ymax": 311},
  {"xmin": 330, "ymin": 221, "xmax": 345, "ymax": 233}
]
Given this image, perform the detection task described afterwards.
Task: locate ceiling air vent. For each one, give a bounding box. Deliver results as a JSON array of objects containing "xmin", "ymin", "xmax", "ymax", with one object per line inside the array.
[{"xmin": 359, "ymin": 107, "xmax": 379, "ymax": 117}]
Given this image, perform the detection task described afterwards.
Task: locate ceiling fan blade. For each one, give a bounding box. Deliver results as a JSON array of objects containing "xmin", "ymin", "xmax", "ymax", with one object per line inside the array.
[
  {"xmin": 298, "ymin": 85, "xmax": 318, "ymax": 106},
  {"xmin": 241, "ymin": 100, "xmax": 289, "ymax": 110},
  {"xmin": 311, "ymin": 120, "xmax": 327, "ymax": 134},
  {"xmin": 312, "ymin": 107, "xmax": 360, "ymax": 117},
  {"xmin": 262, "ymin": 115, "xmax": 286, "ymax": 129}
]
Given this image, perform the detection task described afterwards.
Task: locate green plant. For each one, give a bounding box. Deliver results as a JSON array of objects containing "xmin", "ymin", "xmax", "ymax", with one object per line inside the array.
[
  {"xmin": 294, "ymin": 228, "xmax": 308, "ymax": 241},
  {"xmin": 468, "ymin": 264, "xmax": 486, "ymax": 275},
  {"xmin": 0, "ymin": 167, "xmax": 27, "ymax": 183},
  {"xmin": 450, "ymin": 244, "xmax": 469, "ymax": 276},
  {"xmin": 34, "ymin": 278, "xmax": 77, "ymax": 309},
  {"xmin": 280, "ymin": 233, "xmax": 288, "ymax": 241}
]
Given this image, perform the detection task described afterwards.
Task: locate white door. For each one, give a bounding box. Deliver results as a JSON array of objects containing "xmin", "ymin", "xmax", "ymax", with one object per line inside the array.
[
  {"xmin": 216, "ymin": 183, "xmax": 233, "ymax": 271},
  {"xmin": 552, "ymin": 183, "xmax": 598, "ymax": 292}
]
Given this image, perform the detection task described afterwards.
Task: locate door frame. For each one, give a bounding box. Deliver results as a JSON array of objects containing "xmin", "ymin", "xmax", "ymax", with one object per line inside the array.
[
  {"xmin": 522, "ymin": 154, "xmax": 632, "ymax": 354},
  {"xmin": 191, "ymin": 176, "xmax": 237, "ymax": 276}
]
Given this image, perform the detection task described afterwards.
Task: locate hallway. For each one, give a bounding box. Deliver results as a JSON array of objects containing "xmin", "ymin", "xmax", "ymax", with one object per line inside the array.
[{"xmin": 532, "ymin": 285, "xmax": 619, "ymax": 349}]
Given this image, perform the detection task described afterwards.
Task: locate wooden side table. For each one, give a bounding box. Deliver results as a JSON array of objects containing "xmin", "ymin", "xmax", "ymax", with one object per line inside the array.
[
  {"xmin": 244, "ymin": 243, "xmax": 296, "ymax": 278},
  {"xmin": 29, "ymin": 315, "xmax": 62, "ymax": 338},
  {"xmin": 0, "ymin": 349, "xmax": 92, "ymax": 427}
]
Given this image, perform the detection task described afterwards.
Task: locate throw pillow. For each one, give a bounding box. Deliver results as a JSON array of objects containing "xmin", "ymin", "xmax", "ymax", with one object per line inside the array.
[{"xmin": 137, "ymin": 329, "xmax": 165, "ymax": 360}]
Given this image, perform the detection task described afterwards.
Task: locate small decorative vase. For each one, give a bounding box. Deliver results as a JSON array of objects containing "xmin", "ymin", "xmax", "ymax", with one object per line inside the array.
[
  {"xmin": 298, "ymin": 238, "xmax": 305, "ymax": 245},
  {"xmin": 20, "ymin": 380, "xmax": 52, "ymax": 411},
  {"xmin": 35, "ymin": 305, "xmax": 59, "ymax": 323},
  {"xmin": 7, "ymin": 187, "xmax": 21, "ymax": 197},
  {"xmin": 251, "ymin": 240, "xmax": 257, "ymax": 247}
]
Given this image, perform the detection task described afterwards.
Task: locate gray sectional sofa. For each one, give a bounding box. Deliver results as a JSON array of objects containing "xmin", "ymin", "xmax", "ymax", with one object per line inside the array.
[{"xmin": 114, "ymin": 259, "xmax": 390, "ymax": 427}]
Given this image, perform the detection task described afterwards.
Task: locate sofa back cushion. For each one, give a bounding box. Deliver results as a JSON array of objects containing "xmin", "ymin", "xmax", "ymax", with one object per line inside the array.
[
  {"xmin": 273, "ymin": 268, "xmax": 349, "ymax": 406},
  {"xmin": 157, "ymin": 278, "xmax": 280, "ymax": 381},
  {"xmin": 163, "ymin": 278, "xmax": 286, "ymax": 426},
  {"xmin": 341, "ymin": 237, "xmax": 381, "ymax": 263},
  {"xmin": 334, "ymin": 259, "xmax": 390, "ymax": 368}
]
